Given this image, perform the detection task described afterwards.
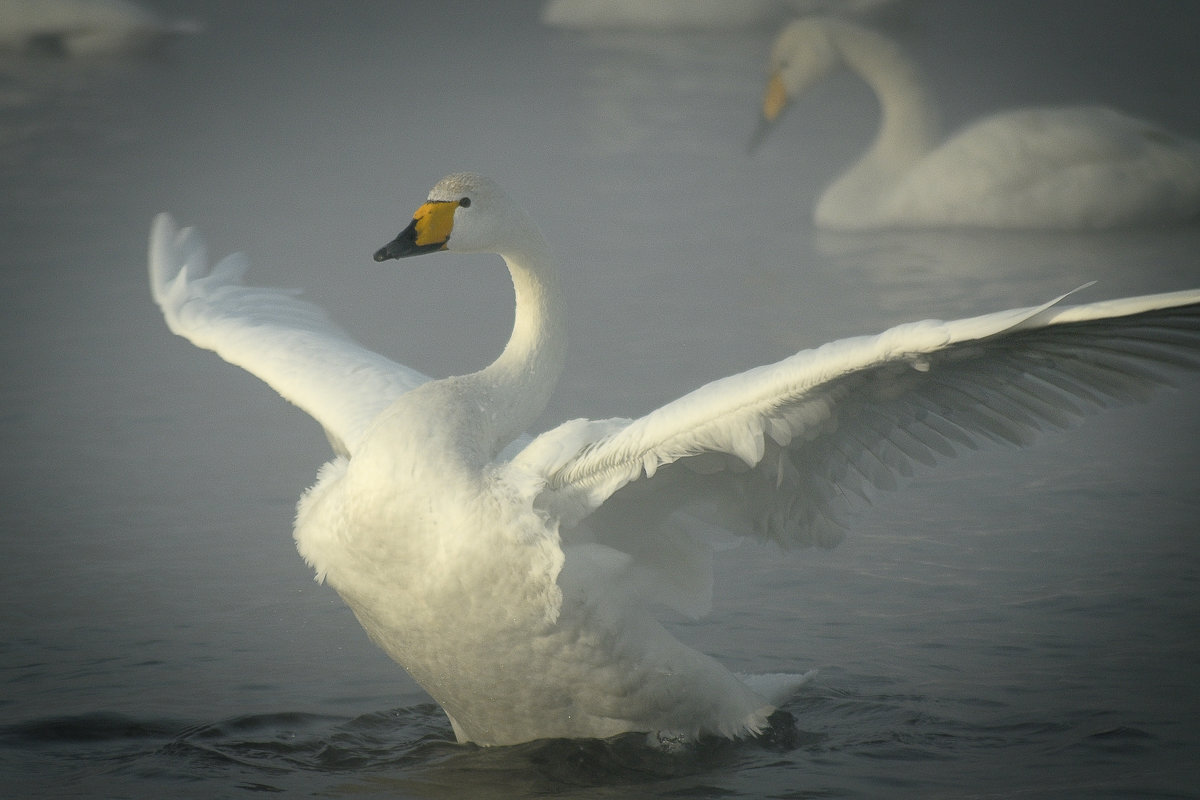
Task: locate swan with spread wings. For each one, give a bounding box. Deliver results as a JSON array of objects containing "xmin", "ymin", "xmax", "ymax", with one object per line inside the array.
[{"xmin": 150, "ymin": 172, "xmax": 1200, "ymax": 746}]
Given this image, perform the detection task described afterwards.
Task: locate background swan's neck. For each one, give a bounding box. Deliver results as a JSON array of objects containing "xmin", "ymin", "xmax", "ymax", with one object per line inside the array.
[{"xmin": 826, "ymin": 22, "xmax": 940, "ymax": 194}]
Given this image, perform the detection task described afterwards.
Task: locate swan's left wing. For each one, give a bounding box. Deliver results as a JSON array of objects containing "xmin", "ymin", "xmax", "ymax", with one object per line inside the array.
[
  {"xmin": 513, "ymin": 289, "xmax": 1200, "ymax": 557},
  {"xmin": 149, "ymin": 214, "xmax": 430, "ymax": 455}
]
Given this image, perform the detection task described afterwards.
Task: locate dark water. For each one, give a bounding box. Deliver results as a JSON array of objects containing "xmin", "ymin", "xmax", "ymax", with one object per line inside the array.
[
  {"xmin": 2, "ymin": 680, "xmax": 1195, "ymax": 798},
  {"xmin": 2, "ymin": 1, "xmax": 1199, "ymax": 797}
]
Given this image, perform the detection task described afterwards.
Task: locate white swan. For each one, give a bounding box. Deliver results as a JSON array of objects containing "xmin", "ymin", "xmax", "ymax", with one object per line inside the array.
[
  {"xmin": 0, "ymin": 0, "xmax": 199, "ymax": 57},
  {"xmin": 541, "ymin": 0, "xmax": 895, "ymax": 31},
  {"xmin": 150, "ymin": 173, "xmax": 1200, "ymax": 746},
  {"xmin": 755, "ymin": 17, "xmax": 1200, "ymax": 230}
]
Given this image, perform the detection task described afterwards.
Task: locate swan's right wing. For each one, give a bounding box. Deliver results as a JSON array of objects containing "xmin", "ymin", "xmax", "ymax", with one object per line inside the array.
[
  {"xmin": 516, "ymin": 288, "xmax": 1200, "ymax": 557},
  {"xmin": 149, "ymin": 214, "xmax": 430, "ymax": 455}
]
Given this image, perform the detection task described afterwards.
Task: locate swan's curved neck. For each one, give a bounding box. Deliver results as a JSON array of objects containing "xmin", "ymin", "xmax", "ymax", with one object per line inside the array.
[
  {"xmin": 466, "ymin": 231, "xmax": 567, "ymax": 458},
  {"xmin": 829, "ymin": 22, "xmax": 940, "ymax": 182}
]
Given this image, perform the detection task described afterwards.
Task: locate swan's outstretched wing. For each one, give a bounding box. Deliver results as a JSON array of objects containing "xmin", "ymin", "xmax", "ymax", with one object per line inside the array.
[
  {"xmin": 515, "ymin": 289, "xmax": 1200, "ymax": 557},
  {"xmin": 149, "ymin": 214, "xmax": 430, "ymax": 455}
]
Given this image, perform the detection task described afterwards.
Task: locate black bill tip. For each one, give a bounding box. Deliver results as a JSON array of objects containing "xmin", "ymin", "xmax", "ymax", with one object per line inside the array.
[
  {"xmin": 372, "ymin": 218, "xmax": 445, "ymax": 262},
  {"xmin": 748, "ymin": 116, "xmax": 774, "ymax": 155}
]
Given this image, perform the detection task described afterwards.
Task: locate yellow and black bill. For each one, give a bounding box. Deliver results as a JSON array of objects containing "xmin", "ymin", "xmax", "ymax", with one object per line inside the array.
[{"xmin": 374, "ymin": 199, "xmax": 460, "ymax": 261}]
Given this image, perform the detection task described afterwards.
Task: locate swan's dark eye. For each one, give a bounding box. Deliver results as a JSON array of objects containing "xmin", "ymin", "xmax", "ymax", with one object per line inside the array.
[{"xmin": 459, "ymin": 197, "xmax": 472, "ymax": 208}]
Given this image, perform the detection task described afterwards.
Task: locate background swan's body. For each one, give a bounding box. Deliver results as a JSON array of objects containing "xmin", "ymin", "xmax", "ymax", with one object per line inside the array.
[
  {"xmin": 0, "ymin": 0, "xmax": 199, "ymax": 56},
  {"xmin": 150, "ymin": 173, "xmax": 1200, "ymax": 746},
  {"xmin": 760, "ymin": 17, "xmax": 1200, "ymax": 230},
  {"xmin": 540, "ymin": 0, "xmax": 895, "ymax": 31}
]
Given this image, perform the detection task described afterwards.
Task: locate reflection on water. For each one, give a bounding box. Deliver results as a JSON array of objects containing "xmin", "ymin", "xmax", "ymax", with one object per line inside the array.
[
  {"xmin": 814, "ymin": 226, "xmax": 1200, "ymax": 314},
  {"xmin": 2, "ymin": 1, "xmax": 1199, "ymax": 797}
]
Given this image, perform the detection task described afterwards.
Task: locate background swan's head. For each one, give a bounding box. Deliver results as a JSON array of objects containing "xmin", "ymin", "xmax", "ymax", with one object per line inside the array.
[
  {"xmin": 374, "ymin": 172, "xmax": 536, "ymax": 261},
  {"xmin": 762, "ymin": 18, "xmax": 841, "ymax": 123}
]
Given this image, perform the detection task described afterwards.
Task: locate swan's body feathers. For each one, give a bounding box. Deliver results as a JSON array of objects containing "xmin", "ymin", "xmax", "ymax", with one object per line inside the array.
[
  {"xmin": 150, "ymin": 173, "xmax": 1200, "ymax": 746},
  {"xmin": 892, "ymin": 107, "xmax": 1200, "ymax": 229},
  {"xmin": 150, "ymin": 214, "xmax": 430, "ymax": 455}
]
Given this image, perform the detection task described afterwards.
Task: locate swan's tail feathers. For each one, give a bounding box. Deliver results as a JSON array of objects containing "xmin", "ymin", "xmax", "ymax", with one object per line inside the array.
[{"xmin": 711, "ymin": 671, "xmax": 817, "ymax": 743}]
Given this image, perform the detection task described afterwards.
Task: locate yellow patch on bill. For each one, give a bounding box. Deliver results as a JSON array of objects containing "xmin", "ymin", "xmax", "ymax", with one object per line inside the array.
[
  {"xmin": 762, "ymin": 72, "xmax": 788, "ymax": 122},
  {"xmin": 412, "ymin": 200, "xmax": 459, "ymax": 249}
]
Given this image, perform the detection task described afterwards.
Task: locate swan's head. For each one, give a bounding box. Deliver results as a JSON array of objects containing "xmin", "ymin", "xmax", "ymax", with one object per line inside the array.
[
  {"xmin": 373, "ymin": 172, "xmax": 530, "ymax": 261},
  {"xmin": 750, "ymin": 18, "xmax": 839, "ymax": 149}
]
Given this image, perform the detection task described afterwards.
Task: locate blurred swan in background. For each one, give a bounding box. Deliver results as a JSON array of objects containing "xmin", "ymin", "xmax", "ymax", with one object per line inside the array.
[
  {"xmin": 542, "ymin": 0, "xmax": 897, "ymax": 31},
  {"xmin": 150, "ymin": 172, "xmax": 1200, "ymax": 746},
  {"xmin": 0, "ymin": 0, "xmax": 199, "ymax": 56},
  {"xmin": 755, "ymin": 17, "xmax": 1200, "ymax": 230}
]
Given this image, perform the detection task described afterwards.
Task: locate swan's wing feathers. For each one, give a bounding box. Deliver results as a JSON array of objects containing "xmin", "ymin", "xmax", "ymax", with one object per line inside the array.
[
  {"xmin": 149, "ymin": 214, "xmax": 430, "ymax": 455},
  {"xmin": 524, "ymin": 290, "xmax": 1200, "ymax": 549}
]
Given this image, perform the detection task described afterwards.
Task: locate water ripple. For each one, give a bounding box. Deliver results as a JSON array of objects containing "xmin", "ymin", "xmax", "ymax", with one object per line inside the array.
[{"xmin": 0, "ymin": 697, "xmax": 1192, "ymax": 798}]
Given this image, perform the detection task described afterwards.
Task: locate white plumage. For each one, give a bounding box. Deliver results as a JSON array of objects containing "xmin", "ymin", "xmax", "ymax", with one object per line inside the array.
[
  {"xmin": 756, "ymin": 17, "xmax": 1200, "ymax": 229},
  {"xmin": 540, "ymin": 0, "xmax": 895, "ymax": 31},
  {"xmin": 150, "ymin": 172, "xmax": 1200, "ymax": 745}
]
